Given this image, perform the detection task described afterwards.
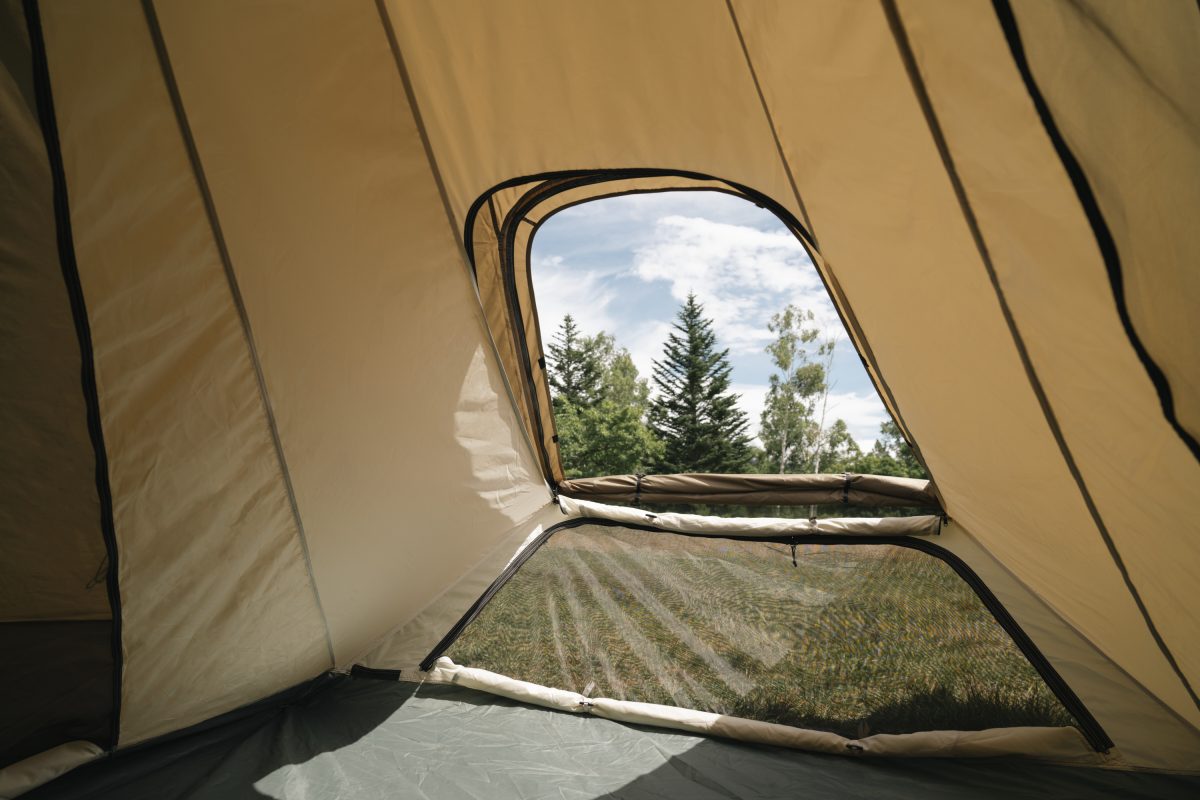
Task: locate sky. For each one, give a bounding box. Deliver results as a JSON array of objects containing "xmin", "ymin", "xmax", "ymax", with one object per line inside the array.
[{"xmin": 530, "ymin": 191, "xmax": 889, "ymax": 450}]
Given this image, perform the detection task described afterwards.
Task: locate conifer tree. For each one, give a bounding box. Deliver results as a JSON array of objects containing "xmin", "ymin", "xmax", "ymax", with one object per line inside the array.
[
  {"xmin": 546, "ymin": 315, "xmax": 602, "ymax": 411},
  {"xmin": 649, "ymin": 293, "xmax": 752, "ymax": 473}
]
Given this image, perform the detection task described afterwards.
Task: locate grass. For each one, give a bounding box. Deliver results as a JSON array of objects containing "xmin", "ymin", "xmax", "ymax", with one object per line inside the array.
[{"xmin": 446, "ymin": 527, "xmax": 1076, "ymax": 738}]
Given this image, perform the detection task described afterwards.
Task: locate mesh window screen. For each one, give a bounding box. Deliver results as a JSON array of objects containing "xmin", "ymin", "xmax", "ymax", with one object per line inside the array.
[{"xmin": 446, "ymin": 524, "xmax": 1079, "ymax": 737}]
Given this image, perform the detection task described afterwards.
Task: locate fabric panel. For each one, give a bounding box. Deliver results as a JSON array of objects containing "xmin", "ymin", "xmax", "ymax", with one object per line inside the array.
[
  {"xmin": 939, "ymin": 520, "xmax": 1200, "ymax": 772},
  {"xmin": 1010, "ymin": 0, "xmax": 1199, "ymax": 447},
  {"xmin": 384, "ymin": 0, "xmax": 799, "ymax": 236},
  {"xmin": 730, "ymin": 0, "xmax": 1198, "ymax": 727},
  {"xmin": 354, "ymin": 502, "xmax": 564, "ymax": 672},
  {"xmin": 150, "ymin": 0, "xmax": 548, "ymax": 665},
  {"xmin": 898, "ymin": 0, "xmax": 1200, "ymax": 718},
  {"xmin": 40, "ymin": 0, "xmax": 332, "ymax": 745},
  {"xmin": 1005, "ymin": 0, "xmax": 1200, "ymax": 707},
  {"xmin": 0, "ymin": 0, "xmax": 107, "ymax": 623}
]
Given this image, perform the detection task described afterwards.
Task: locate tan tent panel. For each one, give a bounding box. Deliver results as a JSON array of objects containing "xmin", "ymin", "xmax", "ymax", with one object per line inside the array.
[
  {"xmin": 38, "ymin": 0, "xmax": 335, "ymax": 745},
  {"xmin": 2, "ymin": 0, "xmax": 1198, "ymax": 794}
]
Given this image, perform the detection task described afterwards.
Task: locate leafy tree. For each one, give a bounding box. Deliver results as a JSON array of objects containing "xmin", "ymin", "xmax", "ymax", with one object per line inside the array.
[
  {"xmin": 759, "ymin": 306, "xmax": 827, "ymax": 473},
  {"xmin": 587, "ymin": 332, "xmax": 651, "ymax": 411},
  {"xmin": 547, "ymin": 317, "xmax": 661, "ymax": 477},
  {"xmin": 547, "ymin": 315, "xmax": 602, "ymax": 411},
  {"xmin": 817, "ymin": 418, "xmax": 863, "ymax": 474},
  {"xmin": 849, "ymin": 420, "xmax": 928, "ymax": 479},
  {"xmin": 556, "ymin": 400, "xmax": 664, "ymax": 478},
  {"xmin": 649, "ymin": 294, "xmax": 752, "ymax": 473}
]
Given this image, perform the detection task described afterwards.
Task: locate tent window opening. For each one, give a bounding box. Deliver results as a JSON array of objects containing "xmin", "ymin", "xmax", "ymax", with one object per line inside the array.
[
  {"xmin": 499, "ymin": 180, "xmax": 928, "ymax": 490},
  {"xmin": 443, "ymin": 522, "xmax": 1100, "ymax": 743}
]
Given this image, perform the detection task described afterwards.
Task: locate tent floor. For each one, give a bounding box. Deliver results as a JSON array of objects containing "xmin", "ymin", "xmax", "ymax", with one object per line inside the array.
[{"xmin": 28, "ymin": 676, "xmax": 1200, "ymax": 799}]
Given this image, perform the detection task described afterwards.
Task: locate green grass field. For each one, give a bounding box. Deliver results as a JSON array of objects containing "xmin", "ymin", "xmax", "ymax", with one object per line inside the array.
[{"xmin": 446, "ymin": 526, "xmax": 1076, "ymax": 738}]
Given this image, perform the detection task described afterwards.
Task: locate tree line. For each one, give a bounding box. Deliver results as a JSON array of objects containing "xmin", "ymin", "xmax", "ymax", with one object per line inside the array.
[{"xmin": 548, "ymin": 293, "xmax": 926, "ymax": 480}]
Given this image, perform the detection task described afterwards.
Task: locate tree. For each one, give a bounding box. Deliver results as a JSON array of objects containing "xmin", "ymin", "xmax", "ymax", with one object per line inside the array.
[
  {"xmin": 759, "ymin": 306, "xmax": 827, "ymax": 473},
  {"xmin": 816, "ymin": 418, "xmax": 863, "ymax": 474},
  {"xmin": 547, "ymin": 315, "xmax": 602, "ymax": 411},
  {"xmin": 649, "ymin": 293, "xmax": 752, "ymax": 473},
  {"xmin": 588, "ymin": 332, "xmax": 651, "ymax": 411},
  {"xmin": 556, "ymin": 400, "xmax": 664, "ymax": 478},
  {"xmin": 849, "ymin": 420, "xmax": 928, "ymax": 479},
  {"xmin": 546, "ymin": 318, "xmax": 661, "ymax": 478}
]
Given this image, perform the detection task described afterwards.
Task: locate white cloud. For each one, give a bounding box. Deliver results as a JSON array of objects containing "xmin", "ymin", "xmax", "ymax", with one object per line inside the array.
[
  {"xmin": 633, "ymin": 216, "xmax": 841, "ymax": 354},
  {"xmin": 532, "ymin": 254, "xmax": 619, "ymax": 336}
]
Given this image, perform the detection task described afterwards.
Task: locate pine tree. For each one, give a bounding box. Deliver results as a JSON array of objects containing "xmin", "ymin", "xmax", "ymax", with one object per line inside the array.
[
  {"xmin": 649, "ymin": 294, "xmax": 752, "ymax": 473},
  {"xmin": 547, "ymin": 318, "xmax": 661, "ymax": 478},
  {"xmin": 546, "ymin": 315, "xmax": 602, "ymax": 411}
]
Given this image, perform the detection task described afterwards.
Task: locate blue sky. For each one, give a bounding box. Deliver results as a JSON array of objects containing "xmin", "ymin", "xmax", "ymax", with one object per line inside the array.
[{"xmin": 531, "ymin": 192, "xmax": 888, "ymax": 449}]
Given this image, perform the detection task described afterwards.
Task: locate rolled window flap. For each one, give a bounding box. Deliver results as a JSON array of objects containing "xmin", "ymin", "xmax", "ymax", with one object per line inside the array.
[
  {"xmin": 0, "ymin": 741, "xmax": 103, "ymax": 799},
  {"xmin": 423, "ymin": 659, "xmax": 1103, "ymax": 764},
  {"xmin": 558, "ymin": 496, "xmax": 943, "ymax": 537}
]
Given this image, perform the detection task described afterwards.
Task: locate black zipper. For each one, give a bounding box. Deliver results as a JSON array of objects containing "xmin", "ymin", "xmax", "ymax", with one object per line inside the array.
[
  {"xmin": 419, "ymin": 516, "xmax": 1112, "ymax": 752},
  {"xmin": 24, "ymin": 0, "xmax": 123, "ymax": 752}
]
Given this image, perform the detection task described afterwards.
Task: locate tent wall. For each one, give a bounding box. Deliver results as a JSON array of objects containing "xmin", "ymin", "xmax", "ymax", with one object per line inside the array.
[
  {"xmin": 0, "ymin": 0, "xmax": 114, "ymax": 767},
  {"xmin": 144, "ymin": 0, "xmax": 548, "ymax": 673},
  {"xmin": 1, "ymin": 0, "xmax": 1195, "ymax": 778},
  {"xmin": 385, "ymin": 0, "xmax": 1200, "ymax": 735},
  {"xmin": 31, "ymin": 0, "xmax": 551, "ymax": 748},
  {"xmin": 38, "ymin": 0, "xmax": 335, "ymax": 746}
]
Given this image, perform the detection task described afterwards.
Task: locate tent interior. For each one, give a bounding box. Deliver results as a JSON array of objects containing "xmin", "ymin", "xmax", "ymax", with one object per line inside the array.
[{"xmin": 2, "ymin": 0, "xmax": 1198, "ymax": 798}]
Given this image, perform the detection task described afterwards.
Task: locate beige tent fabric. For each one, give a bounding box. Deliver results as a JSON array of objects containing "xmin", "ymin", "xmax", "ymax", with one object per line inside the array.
[
  {"xmin": 40, "ymin": 1, "xmax": 334, "ymax": 744},
  {"xmin": 942, "ymin": 519, "xmax": 1200, "ymax": 772},
  {"xmin": 6, "ymin": 0, "xmax": 1195, "ymax": 775},
  {"xmin": 355, "ymin": 501, "xmax": 566, "ymax": 671},
  {"xmin": 1009, "ymin": 0, "xmax": 1200, "ymax": 447},
  {"xmin": 727, "ymin": 0, "xmax": 1200, "ymax": 729},
  {"xmin": 149, "ymin": 0, "xmax": 549, "ymax": 667},
  {"xmin": 896, "ymin": 0, "xmax": 1200, "ymax": 728},
  {"xmin": 383, "ymin": 0, "xmax": 800, "ymax": 234},
  {"xmin": 559, "ymin": 472, "xmax": 938, "ymax": 507},
  {"xmin": 385, "ymin": 0, "xmax": 1200, "ymax": 732},
  {"xmin": 0, "ymin": 0, "xmax": 106, "ymax": 623}
]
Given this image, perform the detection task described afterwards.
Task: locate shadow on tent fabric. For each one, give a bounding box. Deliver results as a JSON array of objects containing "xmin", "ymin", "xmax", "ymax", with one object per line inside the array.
[{"xmin": 23, "ymin": 677, "xmax": 1200, "ymax": 800}]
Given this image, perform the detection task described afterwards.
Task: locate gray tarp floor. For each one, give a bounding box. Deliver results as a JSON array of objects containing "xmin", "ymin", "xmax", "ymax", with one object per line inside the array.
[{"xmin": 27, "ymin": 676, "xmax": 1200, "ymax": 800}]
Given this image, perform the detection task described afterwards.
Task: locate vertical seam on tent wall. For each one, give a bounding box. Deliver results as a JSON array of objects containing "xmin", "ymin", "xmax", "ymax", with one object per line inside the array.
[
  {"xmin": 880, "ymin": 0, "xmax": 1200, "ymax": 714},
  {"xmin": 140, "ymin": 0, "xmax": 335, "ymax": 667},
  {"xmin": 373, "ymin": 0, "xmax": 547, "ymax": 494},
  {"xmin": 723, "ymin": 0, "xmax": 819, "ymax": 251},
  {"xmin": 23, "ymin": 0, "xmax": 123, "ymax": 750},
  {"xmin": 990, "ymin": 0, "xmax": 1200, "ymax": 465},
  {"xmin": 720, "ymin": 6, "xmax": 942, "ymax": 491}
]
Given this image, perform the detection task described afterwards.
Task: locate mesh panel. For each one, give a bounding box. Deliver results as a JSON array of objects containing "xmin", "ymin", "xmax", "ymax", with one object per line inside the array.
[{"xmin": 446, "ymin": 524, "xmax": 1077, "ymax": 737}]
